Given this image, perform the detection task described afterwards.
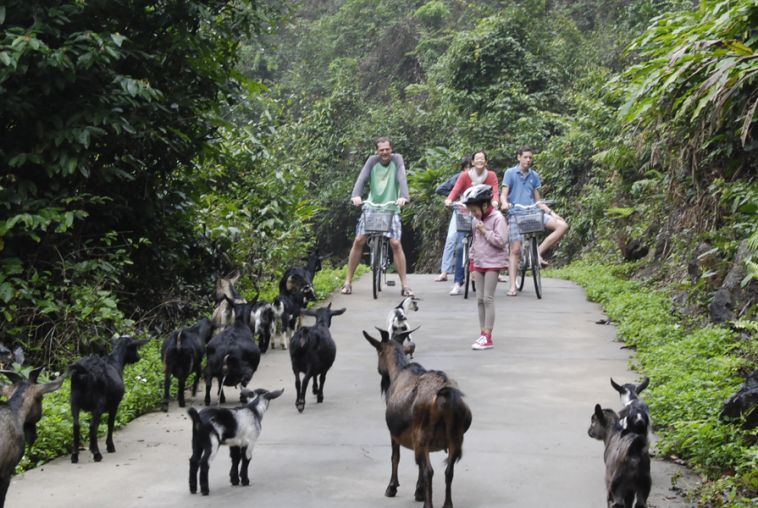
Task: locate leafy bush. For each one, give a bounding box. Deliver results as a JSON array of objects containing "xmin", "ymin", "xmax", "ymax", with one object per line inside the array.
[{"xmin": 552, "ymin": 260, "xmax": 757, "ymax": 505}]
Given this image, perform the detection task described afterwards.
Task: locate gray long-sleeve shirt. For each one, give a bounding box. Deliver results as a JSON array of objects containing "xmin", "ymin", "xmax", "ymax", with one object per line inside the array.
[{"xmin": 351, "ymin": 153, "xmax": 410, "ymax": 200}]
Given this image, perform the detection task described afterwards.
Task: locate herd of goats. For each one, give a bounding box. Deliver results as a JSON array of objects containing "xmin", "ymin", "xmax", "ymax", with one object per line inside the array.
[{"xmin": 0, "ymin": 250, "xmax": 655, "ymax": 508}]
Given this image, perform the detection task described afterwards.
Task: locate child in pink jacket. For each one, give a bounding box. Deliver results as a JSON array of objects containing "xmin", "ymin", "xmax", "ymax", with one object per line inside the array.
[{"xmin": 461, "ymin": 184, "xmax": 508, "ymax": 350}]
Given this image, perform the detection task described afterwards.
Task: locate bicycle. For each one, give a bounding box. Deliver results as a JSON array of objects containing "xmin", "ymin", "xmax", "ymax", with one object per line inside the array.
[
  {"xmin": 361, "ymin": 200, "xmax": 397, "ymax": 299},
  {"xmin": 451, "ymin": 202, "xmax": 473, "ymax": 299},
  {"xmin": 511, "ymin": 202, "xmax": 549, "ymax": 299}
]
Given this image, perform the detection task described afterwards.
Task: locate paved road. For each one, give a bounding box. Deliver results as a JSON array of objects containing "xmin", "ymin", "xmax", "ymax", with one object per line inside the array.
[{"xmin": 7, "ymin": 275, "xmax": 694, "ymax": 508}]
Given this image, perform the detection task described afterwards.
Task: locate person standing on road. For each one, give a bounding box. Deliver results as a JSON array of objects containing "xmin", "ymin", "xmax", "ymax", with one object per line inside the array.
[
  {"xmin": 500, "ymin": 145, "xmax": 568, "ymax": 296},
  {"xmin": 435, "ymin": 156, "xmax": 472, "ymax": 283},
  {"xmin": 462, "ymin": 184, "xmax": 508, "ymax": 350},
  {"xmin": 444, "ymin": 150, "xmax": 500, "ymax": 296},
  {"xmin": 342, "ymin": 137, "xmax": 414, "ymax": 297}
]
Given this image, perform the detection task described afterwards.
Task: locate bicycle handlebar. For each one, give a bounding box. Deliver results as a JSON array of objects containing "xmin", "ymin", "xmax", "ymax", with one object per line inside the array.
[
  {"xmin": 511, "ymin": 200, "xmax": 553, "ymax": 209},
  {"xmin": 361, "ymin": 200, "xmax": 397, "ymax": 208}
]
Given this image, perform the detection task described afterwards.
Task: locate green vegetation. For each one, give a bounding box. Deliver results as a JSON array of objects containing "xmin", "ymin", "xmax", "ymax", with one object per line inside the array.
[
  {"xmin": 552, "ymin": 261, "xmax": 757, "ymax": 505},
  {"xmin": 1, "ymin": 0, "xmax": 756, "ymax": 503}
]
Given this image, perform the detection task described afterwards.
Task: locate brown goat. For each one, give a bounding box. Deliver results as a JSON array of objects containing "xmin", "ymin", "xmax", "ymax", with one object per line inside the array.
[{"xmin": 363, "ymin": 328, "xmax": 472, "ymax": 508}]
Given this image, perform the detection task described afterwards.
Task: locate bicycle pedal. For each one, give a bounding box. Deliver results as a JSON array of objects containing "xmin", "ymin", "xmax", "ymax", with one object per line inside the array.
[{"xmin": 385, "ymin": 280, "xmax": 396, "ymax": 286}]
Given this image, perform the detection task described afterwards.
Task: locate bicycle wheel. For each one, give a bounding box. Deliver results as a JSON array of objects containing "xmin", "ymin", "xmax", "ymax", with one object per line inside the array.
[
  {"xmin": 371, "ymin": 236, "xmax": 381, "ymax": 299},
  {"xmin": 378, "ymin": 238, "xmax": 387, "ymax": 293},
  {"xmin": 463, "ymin": 238, "xmax": 471, "ymax": 299},
  {"xmin": 517, "ymin": 239, "xmax": 528, "ymax": 292},
  {"xmin": 531, "ymin": 236, "xmax": 542, "ymax": 299}
]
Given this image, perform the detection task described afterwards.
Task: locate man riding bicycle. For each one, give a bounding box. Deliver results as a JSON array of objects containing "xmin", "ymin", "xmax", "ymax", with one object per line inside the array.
[
  {"xmin": 500, "ymin": 145, "xmax": 569, "ymax": 296},
  {"xmin": 342, "ymin": 137, "xmax": 414, "ymax": 297}
]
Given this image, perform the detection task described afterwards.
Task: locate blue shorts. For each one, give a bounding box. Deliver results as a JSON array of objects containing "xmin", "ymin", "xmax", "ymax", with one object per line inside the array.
[
  {"xmin": 507, "ymin": 212, "xmax": 553, "ymax": 243},
  {"xmin": 356, "ymin": 213, "xmax": 402, "ymax": 240}
]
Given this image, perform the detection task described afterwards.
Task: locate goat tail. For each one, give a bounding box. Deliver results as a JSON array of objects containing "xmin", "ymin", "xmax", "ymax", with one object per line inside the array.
[
  {"xmin": 435, "ymin": 386, "xmax": 472, "ymax": 465},
  {"xmin": 187, "ymin": 407, "xmax": 202, "ymax": 433}
]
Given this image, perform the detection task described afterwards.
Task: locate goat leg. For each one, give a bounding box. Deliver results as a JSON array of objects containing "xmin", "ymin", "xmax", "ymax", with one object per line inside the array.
[
  {"xmin": 204, "ymin": 371, "xmax": 213, "ymax": 406},
  {"xmin": 0, "ymin": 475, "xmax": 10, "ymax": 508},
  {"xmin": 162, "ymin": 369, "xmax": 172, "ymax": 412},
  {"xmin": 189, "ymin": 455, "xmax": 200, "ymax": 494},
  {"xmin": 191, "ymin": 364, "xmax": 202, "ymax": 397},
  {"xmin": 312, "ymin": 375, "xmax": 319, "ymax": 396},
  {"xmin": 442, "ymin": 458, "xmax": 455, "ymax": 508},
  {"xmin": 105, "ymin": 410, "xmax": 117, "ymax": 453},
  {"xmin": 317, "ymin": 372, "xmax": 327, "ymax": 403},
  {"xmin": 416, "ymin": 447, "xmax": 434, "ymax": 507},
  {"xmin": 385, "ymin": 440, "xmax": 400, "ymax": 497},
  {"xmin": 199, "ymin": 452, "xmax": 211, "ymax": 496},
  {"xmin": 177, "ymin": 374, "xmax": 187, "ymax": 408},
  {"xmin": 71, "ymin": 406, "xmax": 81, "ymax": 463},
  {"xmin": 89, "ymin": 411, "xmax": 103, "ymax": 462},
  {"xmin": 240, "ymin": 446, "xmax": 251, "ymax": 486},
  {"xmin": 229, "ymin": 447, "xmax": 241, "ymax": 486},
  {"xmin": 297, "ymin": 372, "xmax": 311, "ymax": 413}
]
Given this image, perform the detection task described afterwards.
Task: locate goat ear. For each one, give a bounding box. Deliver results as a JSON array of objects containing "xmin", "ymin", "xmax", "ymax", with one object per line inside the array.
[
  {"xmin": 302, "ymin": 308, "xmax": 317, "ymax": 317},
  {"xmin": 41, "ymin": 373, "xmax": 66, "ymax": 395},
  {"xmin": 363, "ymin": 331, "xmax": 382, "ymax": 350},
  {"xmin": 130, "ymin": 338, "xmax": 151, "ymax": 348},
  {"xmin": 0, "ymin": 370, "xmax": 25, "ymax": 385},
  {"xmin": 29, "ymin": 366, "xmax": 44, "ymax": 383},
  {"xmin": 326, "ymin": 302, "xmax": 332, "ymax": 309},
  {"xmin": 392, "ymin": 325, "xmax": 420, "ymax": 343},
  {"xmin": 637, "ymin": 377, "xmax": 650, "ymax": 393},
  {"xmin": 330, "ymin": 307, "xmax": 346, "ymax": 316},
  {"xmin": 610, "ymin": 378, "xmax": 624, "ymax": 394},
  {"xmin": 373, "ymin": 327, "xmax": 390, "ymax": 342},
  {"xmin": 264, "ymin": 388, "xmax": 284, "ymax": 400},
  {"xmin": 594, "ymin": 403, "xmax": 604, "ymax": 422}
]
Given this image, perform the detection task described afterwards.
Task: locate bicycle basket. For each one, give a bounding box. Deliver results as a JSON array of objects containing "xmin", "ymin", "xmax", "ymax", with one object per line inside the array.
[
  {"xmin": 515, "ymin": 211, "xmax": 544, "ymax": 234},
  {"xmin": 455, "ymin": 210, "xmax": 473, "ymax": 233},
  {"xmin": 363, "ymin": 208, "xmax": 394, "ymax": 233}
]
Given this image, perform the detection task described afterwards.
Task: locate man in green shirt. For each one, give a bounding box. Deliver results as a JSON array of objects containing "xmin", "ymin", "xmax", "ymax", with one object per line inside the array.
[{"xmin": 341, "ymin": 137, "xmax": 413, "ymax": 297}]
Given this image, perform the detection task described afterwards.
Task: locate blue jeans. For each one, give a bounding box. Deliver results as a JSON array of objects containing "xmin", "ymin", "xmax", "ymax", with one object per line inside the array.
[
  {"xmin": 453, "ymin": 231, "xmax": 466, "ymax": 284},
  {"xmin": 440, "ymin": 215, "xmax": 457, "ymax": 274}
]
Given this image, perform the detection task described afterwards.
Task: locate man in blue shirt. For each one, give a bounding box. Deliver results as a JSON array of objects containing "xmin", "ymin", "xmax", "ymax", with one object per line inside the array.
[{"xmin": 499, "ymin": 145, "xmax": 569, "ymax": 296}]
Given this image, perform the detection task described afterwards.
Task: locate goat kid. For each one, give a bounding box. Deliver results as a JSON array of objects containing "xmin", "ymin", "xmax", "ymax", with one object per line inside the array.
[
  {"xmin": 204, "ymin": 300, "xmax": 260, "ymax": 405},
  {"xmin": 252, "ymin": 301, "xmax": 276, "ymax": 354},
  {"xmin": 162, "ymin": 318, "xmax": 212, "ymax": 411},
  {"xmin": 588, "ymin": 404, "xmax": 651, "ymax": 508},
  {"xmin": 387, "ymin": 297, "xmax": 420, "ymax": 359},
  {"xmin": 188, "ymin": 387, "xmax": 284, "ymax": 495},
  {"xmin": 0, "ymin": 369, "xmax": 65, "ymax": 508},
  {"xmin": 272, "ymin": 284, "xmax": 317, "ymax": 350},
  {"xmin": 69, "ymin": 335, "xmax": 150, "ymax": 463},
  {"xmin": 289, "ymin": 304, "xmax": 345, "ymax": 413},
  {"xmin": 363, "ymin": 328, "xmax": 472, "ymax": 508},
  {"xmin": 611, "ymin": 377, "xmax": 652, "ymax": 437}
]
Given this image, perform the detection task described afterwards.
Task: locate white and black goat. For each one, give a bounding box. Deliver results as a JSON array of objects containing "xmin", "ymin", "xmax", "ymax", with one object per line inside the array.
[
  {"xmin": 0, "ymin": 368, "xmax": 65, "ymax": 508},
  {"xmin": 588, "ymin": 404, "xmax": 651, "ymax": 508},
  {"xmin": 289, "ymin": 304, "xmax": 345, "ymax": 413},
  {"xmin": 188, "ymin": 387, "xmax": 284, "ymax": 495},
  {"xmin": 386, "ymin": 296, "xmax": 420, "ymax": 358},
  {"xmin": 204, "ymin": 299, "xmax": 261, "ymax": 406},
  {"xmin": 272, "ymin": 284, "xmax": 317, "ymax": 351},
  {"xmin": 162, "ymin": 318, "xmax": 212, "ymax": 411},
  {"xmin": 252, "ymin": 301, "xmax": 276, "ymax": 354},
  {"xmin": 611, "ymin": 377, "xmax": 652, "ymax": 437},
  {"xmin": 69, "ymin": 335, "xmax": 150, "ymax": 463}
]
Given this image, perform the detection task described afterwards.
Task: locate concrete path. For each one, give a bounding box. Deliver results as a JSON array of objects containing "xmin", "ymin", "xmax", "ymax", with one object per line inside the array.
[{"xmin": 7, "ymin": 274, "xmax": 694, "ymax": 508}]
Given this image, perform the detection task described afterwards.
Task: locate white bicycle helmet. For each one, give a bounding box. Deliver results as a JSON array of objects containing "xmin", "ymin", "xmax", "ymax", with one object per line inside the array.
[{"xmin": 462, "ymin": 184, "xmax": 493, "ymax": 205}]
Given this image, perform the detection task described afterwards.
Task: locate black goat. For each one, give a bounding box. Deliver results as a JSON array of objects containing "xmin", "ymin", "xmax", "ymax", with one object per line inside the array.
[
  {"xmin": 363, "ymin": 328, "xmax": 472, "ymax": 508},
  {"xmin": 277, "ymin": 249, "xmax": 322, "ymax": 296},
  {"xmin": 588, "ymin": 404, "xmax": 651, "ymax": 508},
  {"xmin": 272, "ymin": 285, "xmax": 316, "ymax": 350},
  {"xmin": 69, "ymin": 335, "xmax": 150, "ymax": 463},
  {"xmin": 289, "ymin": 304, "xmax": 345, "ymax": 413},
  {"xmin": 188, "ymin": 387, "xmax": 284, "ymax": 495},
  {"xmin": 204, "ymin": 300, "xmax": 260, "ymax": 405},
  {"xmin": 162, "ymin": 318, "xmax": 212, "ymax": 411},
  {"xmin": 0, "ymin": 368, "xmax": 65, "ymax": 508}
]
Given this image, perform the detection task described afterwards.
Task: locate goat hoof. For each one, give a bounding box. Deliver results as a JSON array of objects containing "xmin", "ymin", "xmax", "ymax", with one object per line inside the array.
[
  {"xmin": 107, "ymin": 445, "xmax": 115, "ymax": 453},
  {"xmin": 385, "ymin": 486, "xmax": 397, "ymax": 497},
  {"xmin": 94, "ymin": 452, "xmax": 103, "ymax": 462},
  {"xmin": 317, "ymin": 395, "xmax": 324, "ymax": 403},
  {"xmin": 230, "ymin": 478, "xmax": 239, "ymax": 486},
  {"xmin": 71, "ymin": 454, "xmax": 78, "ymax": 464},
  {"xmin": 179, "ymin": 401, "xmax": 185, "ymax": 408},
  {"xmin": 296, "ymin": 401, "xmax": 305, "ymax": 413},
  {"xmin": 161, "ymin": 404, "xmax": 169, "ymax": 412},
  {"xmin": 201, "ymin": 490, "xmax": 209, "ymax": 496},
  {"xmin": 241, "ymin": 479, "xmax": 250, "ymax": 486}
]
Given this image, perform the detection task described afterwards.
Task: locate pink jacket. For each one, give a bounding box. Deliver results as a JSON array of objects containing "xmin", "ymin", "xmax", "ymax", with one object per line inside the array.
[{"xmin": 470, "ymin": 209, "xmax": 508, "ymax": 269}]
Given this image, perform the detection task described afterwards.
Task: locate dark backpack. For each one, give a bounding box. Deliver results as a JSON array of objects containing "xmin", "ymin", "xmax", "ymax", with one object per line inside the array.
[{"xmin": 435, "ymin": 173, "xmax": 460, "ymax": 196}]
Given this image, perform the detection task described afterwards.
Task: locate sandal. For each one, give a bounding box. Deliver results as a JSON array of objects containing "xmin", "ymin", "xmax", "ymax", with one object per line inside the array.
[
  {"xmin": 434, "ymin": 273, "xmax": 448, "ymax": 282},
  {"xmin": 506, "ymin": 288, "xmax": 518, "ymax": 297},
  {"xmin": 401, "ymin": 287, "xmax": 415, "ymax": 297},
  {"xmin": 340, "ymin": 283, "xmax": 352, "ymax": 295}
]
